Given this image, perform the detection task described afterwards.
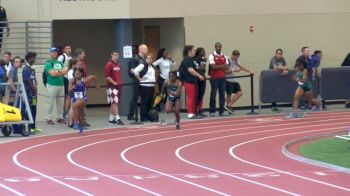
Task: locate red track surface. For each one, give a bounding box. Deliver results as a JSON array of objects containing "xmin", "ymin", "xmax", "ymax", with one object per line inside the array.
[{"xmin": 1, "ymin": 111, "xmax": 350, "ymax": 195}]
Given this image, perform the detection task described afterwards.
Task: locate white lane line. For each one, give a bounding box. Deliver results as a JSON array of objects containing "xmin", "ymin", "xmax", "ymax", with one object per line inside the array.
[
  {"xmin": 0, "ymin": 183, "xmax": 25, "ymax": 196},
  {"xmin": 67, "ymin": 131, "xmax": 176, "ymax": 196},
  {"xmin": 175, "ymin": 120, "xmax": 350, "ymax": 195},
  {"xmin": 10, "ymin": 112, "xmax": 349, "ymax": 195},
  {"xmin": 121, "ymin": 118, "xmax": 350, "ymax": 195},
  {"xmin": 229, "ymin": 127, "xmax": 350, "ymax": 192}
]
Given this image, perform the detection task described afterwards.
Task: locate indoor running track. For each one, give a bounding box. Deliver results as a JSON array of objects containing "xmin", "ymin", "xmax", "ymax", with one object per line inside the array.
[{"xmin": 1, "ymin": 111, "xmax": 350, "ymax": 196}]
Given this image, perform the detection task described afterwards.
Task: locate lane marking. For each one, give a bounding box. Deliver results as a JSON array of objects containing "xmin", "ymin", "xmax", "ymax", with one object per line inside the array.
[
  {"xmin": 0, "ymin": 183, "xmax": 25, "ymax": 196},
  {"xmin": 229, "ymin": 127, "xmax": 350, "ymax": 192},
  {"xmin": 7, "ymin": 112, "xmax": 349, "ymax": 195}
]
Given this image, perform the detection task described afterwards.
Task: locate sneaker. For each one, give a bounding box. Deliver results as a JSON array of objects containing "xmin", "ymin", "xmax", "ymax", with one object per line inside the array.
[
  {"xmin": 219, "ymin": 113, "xmax": 224, "ymax": 117},
  {"xmin": 127, "ymin": 116, "xmax": 135, "ymax": 121},
  {"xmin": 79, "ymin": 126, "xmax": 84, "ymax": 135},
  {"xmin": 287, "ymin": 112, "xmax": 298, "ymax": 118},
  {"xmin": 108, "ymin": 119, "xmax": 117, "ymax": 124},
  {"xmin": 199, "ymin": 112, "xmax": 207, "ymax": 118},
  {"xmin": 31, "ymin": 128, "xmax": 42, "ymax": 134},
  {"xmin": 47, "ymin": 120, "xmax": 54, "ymax": 125},
  {"xmin": 116, "ymin": 119, "xmax": 124, "ymax": 125},
  {"xmin": 176, "ymin": 124, "xmax": 181, "ymax": 130},
  {"xmin": 271, "ymin": 107, "xmax": 282, "ymax": 113},
  {"xmin": 311, "ymin": 106, "xmax": 321, "ymax": 111},
  {"xmin": 57, "ymin": 119, "xmax": 66, "ymax": 124},
  {"xmin": 72, "ymin": 123, "xmax": 80, "ymax": 130},
  {"xmin": 83, "ymin": 122, "xmax": 91, "ymax": 127},
  {"xmin": 187, "ymin": 113, "xmax": 195, "ymax": 119},
  {"xmin": 225, "ymin": 105, "xmax": 234, "ymax": 114},
  {"xmin": 210, "ymin": 113, "xmax": 215, "ymax": 117}
]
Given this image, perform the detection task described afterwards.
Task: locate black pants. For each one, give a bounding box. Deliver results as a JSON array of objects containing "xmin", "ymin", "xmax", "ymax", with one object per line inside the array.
[
  {"xmin": 197, "ymin": 80, "xmax": 206, "ymax": 113},
  {"xmin": 140, "ymin": 86, "xmax": 154, "ymax": 121},
  {"xmin": 210, "ymin": 78, "xmax": 226, "ymax": 114},
  {"xmin": 21, "ymin": 95, "xmax": 37, "ymax": 129},
  {"xmin": 128, "ymin": 78, "xmax": 140, "ymax": 119},
  {"xmin": 0, "ymin": 28, "xmax": 3, "ymax": 52}
]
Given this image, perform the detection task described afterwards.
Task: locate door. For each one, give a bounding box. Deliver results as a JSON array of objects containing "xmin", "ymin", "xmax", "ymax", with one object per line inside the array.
[{"xmin": 144, "ymin": 26, "xmax": 160, "ymax": 58}]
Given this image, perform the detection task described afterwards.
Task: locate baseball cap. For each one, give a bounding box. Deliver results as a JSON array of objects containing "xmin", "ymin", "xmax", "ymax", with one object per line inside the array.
[{"xmin": 49, "ymin": 47, "xmax": 58, "ymax": 53}]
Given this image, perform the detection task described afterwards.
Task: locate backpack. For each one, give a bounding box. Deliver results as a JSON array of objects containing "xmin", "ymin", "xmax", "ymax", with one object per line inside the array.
[
  {"xmin": 148, "ymin": 109, "xmax": 159, "ymax": 122},
  {"xmin": 42, "ymin": 62, "xmax": 54, "ymax": 87}
]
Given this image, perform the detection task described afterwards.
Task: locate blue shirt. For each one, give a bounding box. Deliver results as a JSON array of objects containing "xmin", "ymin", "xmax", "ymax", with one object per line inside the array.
[
  {"xmin": 22, "ymin": 64, "xmax": 36, "ymax": 97},
  {"xmin": 310, "ymin": 54, "xmax": 321, "ymax": 69}
]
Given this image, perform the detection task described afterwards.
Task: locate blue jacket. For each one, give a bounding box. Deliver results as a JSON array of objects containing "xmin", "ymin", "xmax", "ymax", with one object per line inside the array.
[{"xmin": 309, "ymin": 54, "xmax": 321, "ymax": 69}]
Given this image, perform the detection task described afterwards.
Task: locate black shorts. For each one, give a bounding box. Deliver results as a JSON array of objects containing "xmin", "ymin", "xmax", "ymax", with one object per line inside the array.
[
  {"xmin": 226, "ymin": 81, "xmax": 241, "ymax": 95},
  {"xmin": 64, "ymin": 77, "xmax": 69, "ymax": 96}
]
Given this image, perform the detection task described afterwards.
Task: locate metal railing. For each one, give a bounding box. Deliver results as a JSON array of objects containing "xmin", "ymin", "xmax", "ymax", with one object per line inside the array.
[{"xmin": 0, "ymin": 21, "xmax": 52, "ymax": 65}]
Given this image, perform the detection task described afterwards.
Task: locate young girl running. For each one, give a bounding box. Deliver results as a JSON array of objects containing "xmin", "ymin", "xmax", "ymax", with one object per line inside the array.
[
  {"xmin": 289, "ymin": 60, "xmax": 321, "ymax": 118},
  {"xmin": 68, "ymin": 67, "xmax": 99, "ymax": 133},
  {"xmin": 161, "ymin": 71, "xmax": 183, "ymax": 130}
]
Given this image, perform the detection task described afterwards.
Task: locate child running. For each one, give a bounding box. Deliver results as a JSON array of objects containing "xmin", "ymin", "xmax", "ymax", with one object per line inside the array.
[
  {"xmin": 68, "ymin": 67, "xmax": 99, "ymax": 133},
  {"xmin": 161, "ymin": 71, "xmax": 182, "ymax": 130},
  {"xmin": 289, "ymin": 60, "xmax": 321, "ymax": 118}
]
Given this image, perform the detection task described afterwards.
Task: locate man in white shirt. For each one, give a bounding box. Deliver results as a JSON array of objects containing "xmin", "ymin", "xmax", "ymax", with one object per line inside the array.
[
  {"xmin": 58, "ymin": 45, "xmax": 73, "ymax": 120},
  {"xmin": 3, "ymin": 51, "xmax": 11, "ymax": 77}
]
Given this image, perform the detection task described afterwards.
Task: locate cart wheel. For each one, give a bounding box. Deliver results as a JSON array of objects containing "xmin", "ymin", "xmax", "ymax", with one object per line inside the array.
[
  {"xmin": 1, "ymin": 126, "xmax": 13, "ymax": 137},
  {"xmin": 20, "ymin": 125, "xmax": 31, "ymax": 137}
]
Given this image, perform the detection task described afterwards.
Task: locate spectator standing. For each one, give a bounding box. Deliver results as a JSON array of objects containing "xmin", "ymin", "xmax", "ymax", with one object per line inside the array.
[
  {"xmin": 225, "ymin": 50, "xmax": 254, "ymax": 114},
  {"xmin": 194, "ymin": 47, "xmax": 207, "ymax": 117},
  {"xmin": 127, "ymin": 44, "xmax": 147, "ymax": 121},
  {"xmin": 7, "ymin": 56, "xmax": 21, "ymax": 97},
  {"xmin": 153, "ymin": 48, "xmax": 176, "ymax": 92},
  {"xmin": 133, "ymin": 53, "xmax": 157, "ymax": 122},
  {"xmin": 0, "ymin": 59, "xmax": 6, "ymax": 101},
  {"xmin": 208, "ymin": 42, "xmax": 229, "ymax": 117},
  {"xmin": 269, "ymin": 48, "xmax": 288, "ymax": 112},
  {"xmin": 180, "ymin": 45, "xmax": 204, "ymax": 119},
  {"xmin": 104, "ymin": 50, "xmax": 124, "ymax": 125},
  {"xmin": 44, "ymin": 47, "xmax": 68, "ymax": 125},
  {"xmin": 58, "ymin": 45, "xmax": 73, "ymax": 119},
  {"xmin": 22, "ymin": 52, "xmax": 41, "ymax": 133},
  {"xmin": 0, "ymin": 4, "xmax": 10, "ymax": 52},
  {"xmin": 3, "ymin": 51, "xmax": 11, "ymax": 77}
]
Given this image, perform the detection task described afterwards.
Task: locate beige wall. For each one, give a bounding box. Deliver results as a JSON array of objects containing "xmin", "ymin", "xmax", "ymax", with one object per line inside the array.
[{"xmin": 185, "ymin": 12, "xmax": 350, "ymax": 107}]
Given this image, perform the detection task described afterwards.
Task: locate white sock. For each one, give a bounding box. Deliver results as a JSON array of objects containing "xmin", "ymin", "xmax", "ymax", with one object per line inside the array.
[
  {"xmin": 109, "ymin": 114, "xmax": 115, "ymax": 121},
  {"xmin": 115, "ymin": 115, "xmax": 120, "ymax": 120}
]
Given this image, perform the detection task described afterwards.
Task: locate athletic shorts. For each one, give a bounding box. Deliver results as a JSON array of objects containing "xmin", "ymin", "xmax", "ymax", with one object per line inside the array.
[
  {"xmin": 106, "ymin": 87, "xmax": 121, "ymax": 104},
  {"xmin": 225, "ymin": 81, "xmax": 241, "ymax": 95}
]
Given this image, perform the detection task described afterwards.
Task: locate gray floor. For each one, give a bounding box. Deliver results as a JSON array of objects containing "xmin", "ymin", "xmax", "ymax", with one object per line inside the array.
[{"xmin": 1, "ymin": 104, "xmax": 348, "ymax": 143}]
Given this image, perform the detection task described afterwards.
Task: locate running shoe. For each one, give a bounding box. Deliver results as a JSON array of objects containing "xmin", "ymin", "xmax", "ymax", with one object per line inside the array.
[
  {"xmin": 176, "ymin": 124, "xmax": 181, "ymax": 130},
  {"xmin": 271, "ymin": 107, "xmax": 282, "ymax": 113},
  {"xmin": 210, "ymin": 113, "xmax": 215, "ymax": 117},
  {"xmin": 72, "ymin": 123, "xmax": 80, "ymax": 130},
  {"xmin": 79, "ymin": 126, "xmax": 84, "ymax": 135},
  {"xmin": 57, "ymin": 119, "xmax": 66, "ymax": 124},
  {"xmin": 31, "ymin": 128, "xmax": 42, "ymax": 134},
  {"xmin": 108, "ymin": 119, "xmax": 117, "ymax": 124},
  {"xmin": 311, "ymin": 106, "xmax": 320, "ymax": 112},
  {"xmin": 224, "ymin": 105, "xmax": 234, "ymax": 114},
  {"xmin": 47, "ymin": 120, "xmax": 54, "ymax": 125},
  {"xmin": 116, "ymin": 119, "xmax": 125, "ymax": 125},
  {"xmin": 287, "ymin": 112, "xmax": 298, "ymax": 118},
  {"xmin": 199, "ymin": 112, "xmax": 207, "ymax": 118},
  {"xmin": 83, "ymin": 122, "xmax": 91, "ymax": 127}
]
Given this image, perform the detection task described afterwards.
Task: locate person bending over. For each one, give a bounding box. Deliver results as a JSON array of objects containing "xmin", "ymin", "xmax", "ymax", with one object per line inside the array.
[{"xmin": 161, "ymin": 71, "xmax": 182, "ymax": 130}]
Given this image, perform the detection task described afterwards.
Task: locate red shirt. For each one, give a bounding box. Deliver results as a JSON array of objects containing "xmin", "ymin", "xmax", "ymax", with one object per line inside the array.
[
  {"xmin": 104, "ymin": 60, "xmax": 122, "ymax": 88},
  {"xmin": 210, "ymin": 53, "xmax": 227, "ymax": 79}
]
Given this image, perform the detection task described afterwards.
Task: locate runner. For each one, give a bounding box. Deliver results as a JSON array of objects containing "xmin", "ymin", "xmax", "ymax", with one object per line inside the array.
[
  {"xmin": 288, "ymin": 60, "xmax": 321, "ymax": 118},
  {"xmin": 161, "ymin": 71, "xmax": 182, "ymax": 130},
  {"xmin": 68, "ymin": 67, "xmax": 99, "ymax": 133}
]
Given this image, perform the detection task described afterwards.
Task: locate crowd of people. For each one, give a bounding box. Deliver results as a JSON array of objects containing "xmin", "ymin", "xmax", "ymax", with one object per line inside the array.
[{"xmin": 1, "ymin": 42, "xmax": 350, "ymax": 134}]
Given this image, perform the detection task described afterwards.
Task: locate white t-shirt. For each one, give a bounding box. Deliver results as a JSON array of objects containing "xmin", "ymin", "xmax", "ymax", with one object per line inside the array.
[
  {"xmin": 67, "ymin": 69, "xmax": 74, "ymax": 81},
  {"xmin": 134, "ymin": 64, "xmax": 156, "ymax": 87},
  {"xmin": 153, "ymin": 58, "xmax": 176, "ymax": 80},
  {"xmin": 57, "ymin": 53, "xmax": 72, "ymax": 78},
  {"xmin": 226, "ymin": 58, "xmax": 241, "ymax": 82}
]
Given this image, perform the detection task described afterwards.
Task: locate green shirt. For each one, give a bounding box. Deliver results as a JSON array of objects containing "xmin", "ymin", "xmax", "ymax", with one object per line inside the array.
[{"xmin": 45, "ymin": 59, "xmax": 64, "ymax": 86}]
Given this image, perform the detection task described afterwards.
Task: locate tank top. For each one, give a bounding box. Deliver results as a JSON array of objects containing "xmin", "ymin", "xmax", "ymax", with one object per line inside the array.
[
  {"xmin": 167, "ymin": 80, "xmax": 180, "ymax": 99},
  {"xmin": 72, "ymin": 79, "xmax": 87, "ymax": 101}
]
